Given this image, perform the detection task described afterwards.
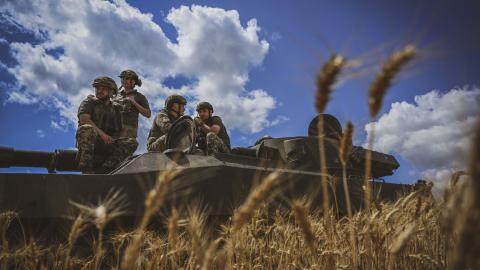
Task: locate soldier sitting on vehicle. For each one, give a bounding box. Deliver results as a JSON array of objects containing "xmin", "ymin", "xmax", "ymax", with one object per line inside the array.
[
  {"xmin": 194, "ymin": 102, "xmax": 231, "ymax": 155},
  {"xmin": 76, "ymin": 76, "xmax": 138, "ymax": 174},
  {"xmin": 147, "ymin": 94, "xmax": 187, "ymax": 152},
  {"xmin": 113, "ymin": 70, "xmax": 151, "ymax": 154}
]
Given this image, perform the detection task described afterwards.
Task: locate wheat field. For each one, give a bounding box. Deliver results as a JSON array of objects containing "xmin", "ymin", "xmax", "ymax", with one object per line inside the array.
[{"xmin": 0, "ymin": 177, "xmax": 475, "ymax": 269}]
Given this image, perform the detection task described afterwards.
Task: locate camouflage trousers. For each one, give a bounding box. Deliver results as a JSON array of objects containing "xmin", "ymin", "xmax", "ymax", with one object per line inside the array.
[
  {"xmin": 206, "ymin": 132, "xmax": 229, "ymax": 155},
  {"xmin": 147, "ymin": 135, "xmax": 167, "ymax": 152},
  {"xmin": 76, "ymin": 124, "xmax": 138, "ymax": 172}
]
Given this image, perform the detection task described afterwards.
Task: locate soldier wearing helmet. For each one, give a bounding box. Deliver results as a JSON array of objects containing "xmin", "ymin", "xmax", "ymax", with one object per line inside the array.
[
  {"xmin": 76, "ymin": 76, "xmax": 138, "ymax": 174},
  {"xmin": 114, "ymin": 70, "xmax": 151, "ymax": 144},
  {"xmin": 147, "ymin": 94, "xmax": 187, "ymax": 152},
  {"xmin": 194, "ymin": 101, "xmax": 230, "ymax": 155}
]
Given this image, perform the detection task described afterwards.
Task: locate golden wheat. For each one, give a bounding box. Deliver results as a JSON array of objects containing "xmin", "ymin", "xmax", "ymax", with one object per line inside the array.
[
  {"xmin": 232, "ymin": 172, "xmax": 280, "ymax": 231},
  {"xmin": 368, "ymin": 44, "xmax": 416, "ymax": 118},
  {"xmin": 315, "ymin": 54, "xmax": 347, "ymax": 113}
]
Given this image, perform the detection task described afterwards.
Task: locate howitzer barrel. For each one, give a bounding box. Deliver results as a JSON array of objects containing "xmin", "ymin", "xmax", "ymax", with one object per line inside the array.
[{"xmin": 0, "ymin": 146, "xmax": 79, "ymax": 172}]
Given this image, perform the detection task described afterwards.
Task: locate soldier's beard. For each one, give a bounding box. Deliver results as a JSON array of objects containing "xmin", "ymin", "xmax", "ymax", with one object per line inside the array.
[
  {"xmin": 170, "ymin": 109, "xmax": 184, "ymax": 118},
  {"xmin": 98, "ymin": 96, "xmax": 109, "ymax": 102}
]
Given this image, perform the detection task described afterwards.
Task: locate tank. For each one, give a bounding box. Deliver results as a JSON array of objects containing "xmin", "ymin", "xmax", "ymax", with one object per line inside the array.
[{"xmin": 0, "ymin": 114, "xmax": 412, "ymax": 224}]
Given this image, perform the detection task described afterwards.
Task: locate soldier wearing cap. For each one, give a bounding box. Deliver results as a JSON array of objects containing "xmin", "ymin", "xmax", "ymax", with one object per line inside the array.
[
  {"xmin": 114, "ymin": 70, "xmax": 151, "ymax": 142},
  {"xmin": 194, "ymin": 101, "xmax": 230, "ymax": 155},
  {"xmin": 147, "ymin": 94, "xmax": 187, "ymax": 152},
  {"xmin": 76, "ymin": 76, "xmax": 138, "ymax": 174}
]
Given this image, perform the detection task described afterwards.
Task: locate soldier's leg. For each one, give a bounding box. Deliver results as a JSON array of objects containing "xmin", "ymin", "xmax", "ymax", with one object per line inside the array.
[
  {"xmin": 102, "ymin": 138, "xmax": 139, "ymax": 170},
  {"xmin": 75, "ymin": 124, "xmax": 97, "ymax": 173},
  {"xmin": 147, "ymin": 135, "xmax": 167, "ymax": 152},
  {"xmin": 206, "ymin": 132, "xmax": 228, "ymax": 155}
]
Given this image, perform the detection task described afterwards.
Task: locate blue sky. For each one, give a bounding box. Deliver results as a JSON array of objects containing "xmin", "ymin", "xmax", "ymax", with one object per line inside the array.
[{"xmin": 1, "ymin": 0, "xmax": 479, "ymax": 187}]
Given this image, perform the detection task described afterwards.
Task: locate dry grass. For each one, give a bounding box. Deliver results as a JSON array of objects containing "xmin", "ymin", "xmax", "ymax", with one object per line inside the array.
[{"xmin": 0, "ymin": 182, "xmax": 455, "ymax": 269}]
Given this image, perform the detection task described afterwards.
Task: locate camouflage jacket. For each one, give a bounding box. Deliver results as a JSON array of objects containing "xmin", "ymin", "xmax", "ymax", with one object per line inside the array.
[
  {"xmin": 113, "ymin": 89, "xmax": 150, "ymax": 138},
  {"xmin": 77, "ymin": 95, "xmax": 123, "ymax": 137},
  {"xmin": 147, "ymin": 109, "xmax": 176, "ymax": 140},
  {"xmin": 197, "ymin": 116, "xmax": 231, "ymax": 150}
]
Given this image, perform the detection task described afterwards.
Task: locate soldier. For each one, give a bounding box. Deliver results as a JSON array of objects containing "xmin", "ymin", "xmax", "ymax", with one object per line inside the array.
[
  {"xmin": 147, "ymin": 94, "xmax": 187, "ymax": 152},
  {"xmin": 114, "ymin": 70, "xmax": 151, "ymax": 154},
  {"xmin": 194, "ymin": 102, "xmax": 230, "ymax": 155},
  {"xmin": 76, "ymin": 76, "xmax": 138, "ymax": 174}
]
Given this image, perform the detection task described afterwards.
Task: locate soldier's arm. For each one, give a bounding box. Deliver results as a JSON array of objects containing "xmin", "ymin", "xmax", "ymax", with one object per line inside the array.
[
  {"xmin": 156, "ymin": 114, "xmax": 173, "ymax": 134},
  {"xmin": 128, "ymin": 96, "xmax": 151, "ymax": 118},
  {"xmin": 208, "ymin": 117, "xmax": 223, "ymax": 135},
  {"xmin": 79, "ymin": 114, "xmax": 113, "ymax": 144},
  {"xmin": 210, "ymin": 124, "xmax": 221, "ymax": 135},
  {"xmin": 198, "ymin": 123, "xmax": 220, "ymax": 135}
]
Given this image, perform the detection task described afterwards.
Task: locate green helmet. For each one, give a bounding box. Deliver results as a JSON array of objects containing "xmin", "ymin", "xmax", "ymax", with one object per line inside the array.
[
  {"xmin": 196, "ymin": 101, "xmax": 214, "ymax": 112},
  {"xmin": 119, "ymin": 69, "xmax": 142, "ymax": 87},
  {"xmin": 92, "ymin": 76, "xmax": 118, "ymax": 95},
  {"xmin": 165, "ymin": 94, "xmax": 187, "ymax": 109}
]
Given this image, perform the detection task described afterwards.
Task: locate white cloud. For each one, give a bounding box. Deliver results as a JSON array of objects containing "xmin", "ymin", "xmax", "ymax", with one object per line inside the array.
[
  {"xmin": 267, "ymin": 115, "xmax": 289, "ymax": 127},
  {"xmin": 36, "ymin": 129, "xmax": 45, "ymax": 138},
  {"xmin": 365, "ymin": 86, "xmax": 480, "ymax": 189},
  {"xmin": 6, "ymin": 90, "xmax": 39, "ymax": 104},
  {"xmin": 0, "ymin": 1, "xmax": 276, "ymax": 136},
  {"xmin": 50, "ymin": 119, "xmax": 69, "ymax": 132}
]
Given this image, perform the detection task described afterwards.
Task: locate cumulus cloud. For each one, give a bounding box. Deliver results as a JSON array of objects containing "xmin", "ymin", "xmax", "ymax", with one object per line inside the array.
[
  {"xmin": 6, "ymin": 90, "xmax": 39, "ymax": 104},
  {"xmin": 365, "ymin": 86, "xmax": 480, "ymax": 190},
  {"xmin": 0, "ymin": 1, "xmax": 277, "ymax": 137}
]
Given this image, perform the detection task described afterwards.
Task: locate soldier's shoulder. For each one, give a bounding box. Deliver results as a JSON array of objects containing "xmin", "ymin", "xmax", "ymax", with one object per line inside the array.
[
  {"xmin": 79, "ymin": 95, "xmax": 97, "ymax": 105},
  {"xmin": 134, "ymin": 91, "xmax": 147, "ymax": 98},
  {"xmin": 82, "ymin": 94, "xmax": 100, "ymax": 103},
  {"xmin": 211, "ymin": 116, "xmax": 224, "ymax": 124},
  {"xmin": 156, "ymin": 109, "xmax": 169, "ymax": 117}
]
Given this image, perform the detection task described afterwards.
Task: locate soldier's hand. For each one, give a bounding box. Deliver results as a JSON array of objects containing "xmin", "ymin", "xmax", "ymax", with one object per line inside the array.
[
  {"xmin": 127, "ymin": 96, "xmax": 136, "ymax": 104},
  {"xmin": 100, "ymin": 132, "xmax": 114, "ymax": 144},
  {"xmin": 194, "ymin": 117, "xmax": 203, "ymax": 126}
]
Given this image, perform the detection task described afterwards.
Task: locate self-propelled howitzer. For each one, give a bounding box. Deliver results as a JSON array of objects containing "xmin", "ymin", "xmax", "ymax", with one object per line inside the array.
[{"xmin": 0, "ymin": 115, "xmax": 411, "ymax": 223}]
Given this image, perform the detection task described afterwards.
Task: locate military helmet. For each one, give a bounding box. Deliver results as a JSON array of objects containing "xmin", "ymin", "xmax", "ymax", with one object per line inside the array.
[
  {"xmin": 165, "ymin": 94, "xmax": 187, "ymax": 109},
  {"xmin": 196, "ymin": 101, "xmax": 214, "ymax": 112},
  {"xmin": 92, "ymin": 76, "xmax": 118, "ymax": 95},
  {"xmin": 118, "ymin": 69, "xmax": 142, "ymax": 87}
]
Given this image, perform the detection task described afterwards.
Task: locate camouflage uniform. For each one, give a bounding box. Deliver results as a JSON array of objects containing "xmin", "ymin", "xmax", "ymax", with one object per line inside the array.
[
  {"xmin": 205, "ymin": 132, "xmax": 229, "ymax": 155},
  {"xmin": 113, "ymin": 89, "xmax": 150, "ymax": 139},
  {"xmin": 76, "ymin": 90, "xmax": 138, "ymax": 173},
  {"xmin": 147, "ymin": 109, "xmax": 176, "ymax": 152},
  {"xmin": 196, "ymin": 116, "xmax": 231, "ymax": 155}
]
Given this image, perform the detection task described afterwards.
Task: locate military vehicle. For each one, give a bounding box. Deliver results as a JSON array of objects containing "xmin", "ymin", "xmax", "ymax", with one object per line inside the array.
[{"xmin": 0, "ymin": 114, "xmax": 412, "ymax": 227}]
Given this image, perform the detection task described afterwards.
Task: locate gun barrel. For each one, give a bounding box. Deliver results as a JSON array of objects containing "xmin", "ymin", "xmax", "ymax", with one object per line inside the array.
[{"xmin": 0, "ymin": 146, "xmax": 79, "ymax": 172}]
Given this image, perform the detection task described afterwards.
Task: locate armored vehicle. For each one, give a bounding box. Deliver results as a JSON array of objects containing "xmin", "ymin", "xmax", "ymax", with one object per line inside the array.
[{"xmin": 0, "ymin": 114, "xmax": 411, "ymax": 225}]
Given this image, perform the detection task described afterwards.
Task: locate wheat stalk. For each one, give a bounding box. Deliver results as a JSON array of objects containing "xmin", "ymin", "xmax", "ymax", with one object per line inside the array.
[
  {"xmin": 450, "ymin": 117, "xmax": 480, "ymax": 270},
  {"xmin": 315, "ymin": 54, "xmax": 347, "ymax": 113},
  {"xmin": 121, "ymin": 168, "xmax": 178, "ymax": 270},
  {"xmin": 292, "ymin": 200, "xmax": 317, "ymax": 252},
  {"xmin": 232, "ymin": 172, "xmax": 280, "ymax": 231},
  {"xmin": 187, "ymin": 208, "xmax": 207, "ymax": 268},
  {"xmin": 368, "ymin": 44, "xmax": 416, "ymax": 118},
  {"xmin": 338, "ymin": 121, "xmax": 358, "ymax": 267},
  {"xmin": 65, "ymin": 213, "xmax": 88, "ymax": 268},
  {"xmin": 314, "ymin": 54, "xmax": 346, "ymax": 233},
  {"xmin": 364, "ymin": 45, "xmax": 416, "ymax": 210}
]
